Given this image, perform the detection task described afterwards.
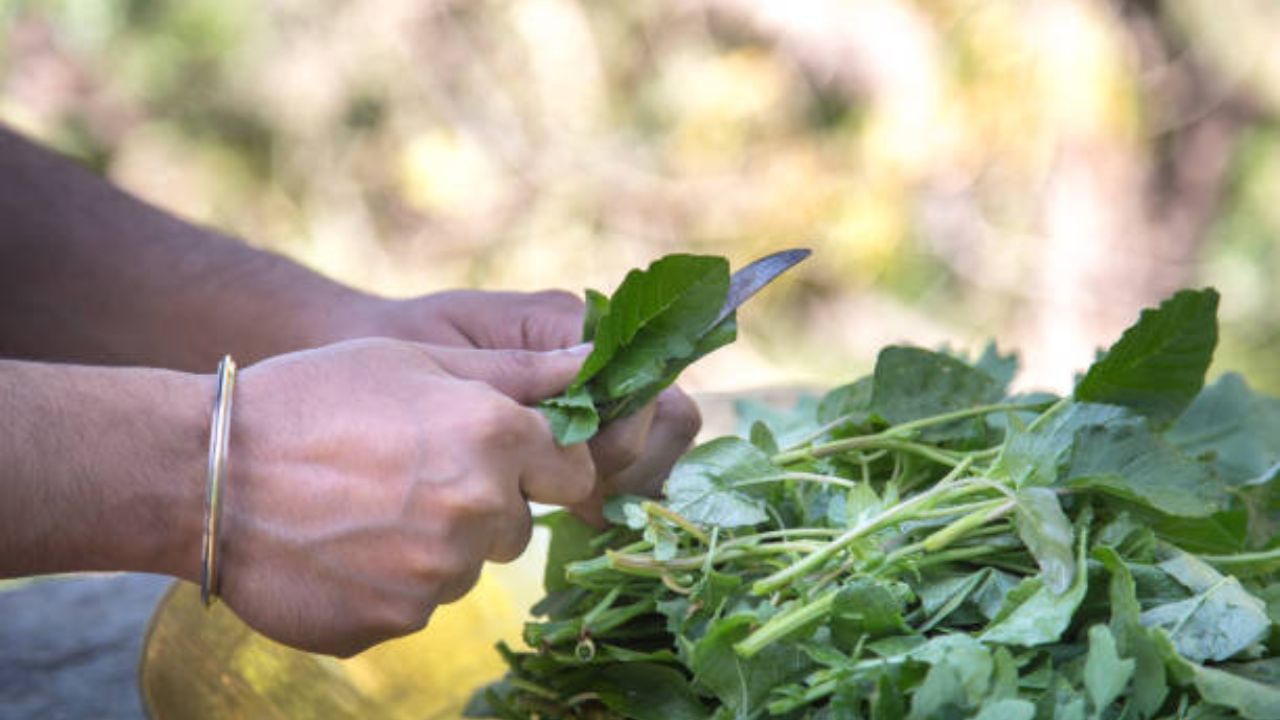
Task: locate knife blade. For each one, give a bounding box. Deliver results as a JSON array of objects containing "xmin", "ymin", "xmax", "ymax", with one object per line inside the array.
[{"xmin": 714, "ymin": 248, "xmax": 812, "ymax": 326}]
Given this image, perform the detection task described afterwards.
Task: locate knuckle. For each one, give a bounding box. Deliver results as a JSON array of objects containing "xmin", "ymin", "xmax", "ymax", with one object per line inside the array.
[
  {"xmin": 562, "ymin": 446, "xmax": 598, "ymax": 504},
  {"xmin": 462, "ymin": 393, "xmax": 526, "ymax": 446},
  {"xmin": 435, "ymin": 480, "xmax": 510, "ymax": 520},
  {"xmin": 532, "ymin": 289, "xmax": 584, "ymax": 313},
  {"xmin": 491, "ymin": 514, "xmax": 533, "ymax": 563},
  {"xmin": 376, "ymin": 600, "xmax": 435, "ymax": 638},
  {"xmin": 611, "ymin": 440, "xmax": 643, "ymax": 469},
  {"xmin": 660, "ymin": 389, "xmax": 702, "ymax": 439}
]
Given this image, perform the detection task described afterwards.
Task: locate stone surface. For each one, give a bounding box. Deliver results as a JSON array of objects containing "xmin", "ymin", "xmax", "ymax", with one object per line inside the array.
[{"xmin": 0, "ymin": 573, "xmax": 172, "ymax": 720}]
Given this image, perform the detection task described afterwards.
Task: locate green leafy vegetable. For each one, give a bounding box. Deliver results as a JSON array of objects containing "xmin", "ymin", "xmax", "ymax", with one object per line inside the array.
[
  {"xmin": 539, "ymin": 254, "xmax": 736, "ymax": 445},
  {"xmin": 1074, "ymin": 288, "xmax": 1219, "ymax": 423},
  {"xmin": 468, "ymin": 280, "xmax": 1280, "ymax": 720}
]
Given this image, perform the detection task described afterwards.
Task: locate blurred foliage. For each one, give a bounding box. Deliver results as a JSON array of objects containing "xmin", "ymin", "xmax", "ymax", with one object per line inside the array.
[{"xmin": 2, "ymin": 0, "xmax": 1279, "ymax": 393}]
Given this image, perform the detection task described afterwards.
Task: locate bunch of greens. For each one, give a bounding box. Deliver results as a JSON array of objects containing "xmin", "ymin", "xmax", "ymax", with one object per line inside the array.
[
  {"xmin": 539, "ymin": 254, "xmax": 737, "ymax": 445},
  {"xmin": 470, "ymin": 286, "xmax": 1280, "ymax": 720}
]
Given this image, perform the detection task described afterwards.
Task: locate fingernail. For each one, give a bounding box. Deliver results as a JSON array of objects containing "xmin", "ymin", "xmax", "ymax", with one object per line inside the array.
[{"xmin": 561, "ymin": 343, "xmax": 593, "ymax": 356}]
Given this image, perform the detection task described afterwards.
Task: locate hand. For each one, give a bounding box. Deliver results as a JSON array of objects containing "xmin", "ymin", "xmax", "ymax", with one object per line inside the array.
[
  {"xmin": 364, "ymin": 290, "xmax": 703, "ymax": 522},
  {"xmin": 217, "ymin": 338, "xmax": 594, "ymax": 656}
]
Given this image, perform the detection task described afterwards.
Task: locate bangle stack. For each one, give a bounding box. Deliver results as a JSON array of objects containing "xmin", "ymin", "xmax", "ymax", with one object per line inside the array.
[{"xmin": 200, "ymin": 355, "xmax": 238, "ymax": 607}]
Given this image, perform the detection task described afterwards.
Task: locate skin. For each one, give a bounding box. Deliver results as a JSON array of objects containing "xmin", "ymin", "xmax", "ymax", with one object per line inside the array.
[{"xmin": 0, "ymin": 125, "xmax": 700, "ymax": 656}]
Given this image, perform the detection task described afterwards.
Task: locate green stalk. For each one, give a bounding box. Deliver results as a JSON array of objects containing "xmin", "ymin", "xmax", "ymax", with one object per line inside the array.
[
  {"xmin": 921, "ymin": 500, "xmax": 1014, "ymax": 552},
  {"xmin": 772, "ymin": 436, "xmax": 971, "ymax": 467},
  {"xmin": 642, "ymin": 501, "xmax": 708, "ymax": 544},
  {"xmin": 786, "ymin": 400, "xmax": 1051, "ymax": 451},
  {"xmin": 607, "ymin": 541, "xmax": 824, "ymax": 573},
  {"xmin": 1201, "ymin": 547, "xmax": 1280, "ymax": 567},
  {"xmin": 751, "ymin": 458, "xmax": 981, "ymax": 595},
  {"xmin": 734, "ymin": 588, "xmax": 839, "ymax": 658},
  {"xmin": 736, "ymin": 472, "xmax": 862, "ymax": 490}
]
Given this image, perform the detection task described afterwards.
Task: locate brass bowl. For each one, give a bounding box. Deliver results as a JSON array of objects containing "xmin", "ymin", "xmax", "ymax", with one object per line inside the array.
[
  {"xmin": 139, "ymin": 540, "xmax": 546, "ymax": 720},
  {"xmin": 138, "ymin": 391, "xmax": 804, "ymax": 719}
]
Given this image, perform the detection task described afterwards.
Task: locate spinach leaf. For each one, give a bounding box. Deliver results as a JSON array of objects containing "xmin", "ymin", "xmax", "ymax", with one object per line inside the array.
[
  {"xmin": 539, "ymin": 254, "xmax": 734, "ymax": 444},
  {"xmin": 1155, "ymin": 631, "xmax": 1280, "ymax": 720},
  {"xmin": 592, "ymin": 663, "xmax": 707, "ymax": 720},
  {"xmin": 689, "ymin": 615, "xmax": 809, "ymax": 716},
  {"xmin": 1074, "ymin": 288, "xmax": 1219, "ymax": 424},
  {"xmin": 870, "ymin": 346, "xmax": 1003, "ymax": 439},
  {"xmin": 1083, "ymin": 624, "xmax": 1135, "ymax": 712},
  {"xmin": 1014, "ymin": 487, "xmax": 1076, "ymax": 594},
  {"xmin": 1064, "ymin": 418, "xmax": 1226, "ymax": 518},
  {"xmin": 981, "ymin": 521, "xmax": 1089, "ymax": 646},
  {"xmin": 664, "ymin": 437, "xmax": 777, "ymax": 528},
  {"xmin": 1138, "ymin": 549, "xmax": 1270, "ymax": 663},
  {"xmin": 1169, "ymin": 373, "xmax": 1280, "ymax": 487}
]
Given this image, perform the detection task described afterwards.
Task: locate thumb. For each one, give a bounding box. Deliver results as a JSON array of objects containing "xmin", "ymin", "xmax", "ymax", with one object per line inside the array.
[{"xmin": 429, "ymin": 344, "xmax": 592, "ymax": 404}]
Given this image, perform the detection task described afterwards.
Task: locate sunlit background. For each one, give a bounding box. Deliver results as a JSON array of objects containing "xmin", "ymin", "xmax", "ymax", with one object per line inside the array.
[{"xmin": 4, "ymin": 0, "xmax": 1280, "ymax": 395}]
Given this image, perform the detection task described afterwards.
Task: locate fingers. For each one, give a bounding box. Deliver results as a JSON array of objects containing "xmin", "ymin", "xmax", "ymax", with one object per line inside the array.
[
  {"xmin": 588, "ymin": 401, "xmax": 657, "ymax": 477},
  {"xmin": 514, "ymin": 407, "xmax": 597, "ymax": 505},
  {"xmin": 426, "ymin": 345, "xmax": 591, "ymax": 404},
  {"xmin": 435, "ymin": 289, "xmax": 587, "ymax": 351},
  {"xmin": 601, "ymin": 387, "xmax": 702, "ymax": 497},
  {"xmin": 487, "ymin": 486, "xmax": 534, "ymax": 563}
]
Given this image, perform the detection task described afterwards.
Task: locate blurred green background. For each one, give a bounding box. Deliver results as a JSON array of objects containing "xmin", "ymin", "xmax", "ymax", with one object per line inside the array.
[{"xmin": 3, "ymin": 0, "xmax": 1279, "ymax": 395}]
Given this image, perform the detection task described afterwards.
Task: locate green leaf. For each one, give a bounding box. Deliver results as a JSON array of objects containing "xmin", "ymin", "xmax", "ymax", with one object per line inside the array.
[
  {"xmin": 539, "ymin": 384, "xmax": 599, "ymax": 446},
  {"xmin": 1262, "ymin": 583, "xmax": 1280, "ymax": 625},
  {"xmin": 592, "ymin": 663, "xmax": 708, "ymax": 720},
  {"xmin": 576, "ymin": 254, "xmax": 729, "ymax": 387},
  {"xmin": 599, "ymin": 314, "xmax": 737, "ymax": 423},
  {"xmin": 540, "ymin": 511, "xmax": 602, "ymax": 594},
  {"xmin": 539, "ymin": 254, "xmax": 737, "ymax": 444},
  {"xmin": 907, "ymin": 635, "xmax": 993, "ymax": 718},
  {"xmin": 1065, "ymin": 418, "xmax": 1227, "ymax": 518},
  {"xmin": 917, "ymin": 569, "xmax": 990, "ymax": 632},
  {"xmin": 734, "ymin": 393, "xmax": 820, "ymax": 449},
  {"xmin": 974, "ymin": 699, "xmax": 1036, "ymax": 720},
  {"xmin": 1093, "ymin": 546, "xmax": 1170, "ymax": 718},
  {"xmin": 664, "ymin": 437, "xmax": 777, "ymax": 528},
  {"xmin": 1169, "ymin": 373, "xmax": 1280, "ymax": 487},
  {"xmin": 1138, "ymin": 550, "xmax": 1270, "ymax": 662},
  {"xmin": 1014, "ymin": 487, "xmax": 1076, "ymax": 594},
  {"xmin": 975, "ymin": 341, "xmax": 1019, "ymax": 393},
  {"xmin": 1154, "ymin": 631, "xmax": 1280, "ymax": 720},
  {"xmin": 981, "ymin": 520, "xmax": 1089, "ymax": 647},
  {"xmin": 816, "ymin": 377, "xmax": 874, "ymax": 437},
  {"xmin": 688, "ymin": 615, "xmax": 809, "ymax": 716},
  {"xmin": 1084, "ymin": 624, "xmax": 1135, "ymax": 712},
  {"xmin": 581, "ymin": 288, "xmax": 609, "ymax": 343},
  {"xmin": 995, "ymin": 401, "xmax": 1131, "ymax": 487},
  {"xmin": 1074, "ymin": 288, "xmax": 1219, "ymax": 424},
  {"xmin": 907, "ymin": 661, "xmax": 967, "ymax": 720},
  {"xmin": 870, "ymin": 346, "xmax": 1003, "ymax": 438},
  {"xmin": 587, "ymin": 255, "xmax": 729, "ymax": 396},
  {"xmin": 830, "ymin": 578, "xmax": 911, "ymax": 643}
]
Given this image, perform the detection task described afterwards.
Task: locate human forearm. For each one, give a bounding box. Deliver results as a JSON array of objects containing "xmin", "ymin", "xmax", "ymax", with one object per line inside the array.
[
  {"xmin": 0, "ymin": 359, "xmax": 207, "ymax": 580},
  {"xmin": 0, "ymin": 125, "xmax": 389, "ymax": 371}
]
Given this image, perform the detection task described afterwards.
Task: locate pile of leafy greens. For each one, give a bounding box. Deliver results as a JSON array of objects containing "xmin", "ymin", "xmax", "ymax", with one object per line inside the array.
[
  {"xmin": 471, "ymin": 281, "xmax": 1280, "ymax": 720},
  {"xmin": 539, "ymin": 254, "xmax": 738, "ymax": 445}
]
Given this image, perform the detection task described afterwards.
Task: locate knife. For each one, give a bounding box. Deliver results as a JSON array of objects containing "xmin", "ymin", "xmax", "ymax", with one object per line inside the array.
[{"xmin": 713, "ymin": 248, "xmax": 812, "ymax": 326}]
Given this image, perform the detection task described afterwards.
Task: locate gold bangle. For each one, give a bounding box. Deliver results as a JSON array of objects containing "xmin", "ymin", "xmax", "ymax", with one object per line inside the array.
[{"xmin": 201, "ymin": 355, "xmax": 238, "ymax": 607}]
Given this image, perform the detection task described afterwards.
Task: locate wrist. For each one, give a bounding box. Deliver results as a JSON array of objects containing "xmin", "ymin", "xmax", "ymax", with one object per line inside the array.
[{"xmin": 126, "ymin": 369, "xmax": 212, "ymax": 582}]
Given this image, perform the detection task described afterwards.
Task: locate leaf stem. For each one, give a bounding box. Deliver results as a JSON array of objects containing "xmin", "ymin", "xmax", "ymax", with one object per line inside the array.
[
  {"xmin": 736, "ymin": 472, "xmax": 862, "ymax": 490},
  {"xmin": 788, "ymin": 397, "xmax": 1049, "ymax": 448},
  {"xmin": 751, "ymin": 459, "xmax": 981, "ymax": 595},
  {"xmin": 734, "ymin": 588, "xmax": 839, "ymax": 658},
  {"xmin": 642, "ymin": 501, "xmax": 709, "ymax": 544},
  {"xmin": 1200, "ymin": 547, "xmax": 1280, "ymax": 567}
]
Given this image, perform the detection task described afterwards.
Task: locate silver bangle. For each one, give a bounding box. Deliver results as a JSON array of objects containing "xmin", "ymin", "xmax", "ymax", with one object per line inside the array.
[{"xmin": 201, "ymin": 355, "xmax": 237, "ymax": 607}]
